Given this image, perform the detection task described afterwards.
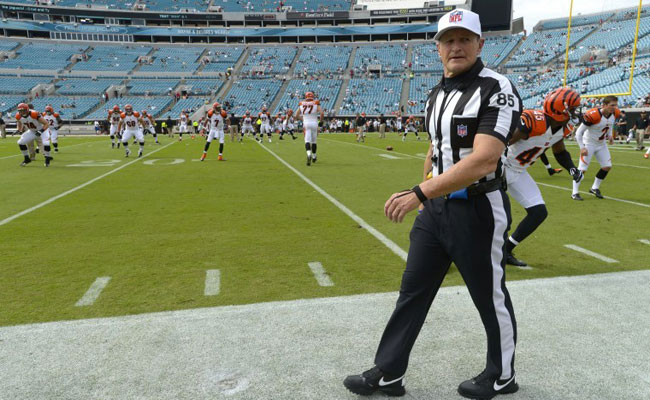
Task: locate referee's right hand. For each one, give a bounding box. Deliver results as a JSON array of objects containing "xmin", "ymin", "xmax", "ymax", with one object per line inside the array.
[{"xmin": 384, "ymin": 190, "xmax": 420, "ymax": 223}]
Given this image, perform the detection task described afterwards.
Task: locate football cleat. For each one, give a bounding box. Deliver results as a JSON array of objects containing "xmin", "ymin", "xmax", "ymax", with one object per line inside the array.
[
  {"xmin": 312, "ymin": 154, "xmax": 317, "ymax": 163},
  {"xmin": 54, "ymin": 147, "xmax": 59, "ymax": 153},
  {"xmin": 138, "ymin": 149, "xmax": 143, "ymax": 158},
  {"xmin": 343, "ymin": 366, "xmax": 405, "ymax": 397},
  {"xmin": 644, "ymin": 153, "xmax": 649, "ymax": 159},
  {"xmin": 44, "ymin": 156, "xmax": 52, "ymax": 167},
  {"xmin": 112, "ymin": 143, "xmax": 115, "ymax": 149},
  {"xmin": 589, "ymin": 188, "xmax": 604, "ymax": 199},
  {"xmin": 125, "ymin": 148, "xmax": 131, "ymax": 157},
  {"xmin": 506, "ymin": 252, "xmax": 527, "ymax": 267},
  {"xmin": 200, "ymin": 153, "xmax": 206, "ymax": 161},
  {"xmin": 306, "ymin": 155, "xmax": 311, "ymax": 166},
  {"xmin": 218, "ymin": 155, "xmax": 224, "ymax": 161},
  {"xmin": 20, "ymin": 157, "xmax": 31, "ymax": 167},
  {"xmin": 458, "ymin": 370, "xmax": 518, "ymax": 400},
  {"xmin": 547, "ymin": 168, "xmax": 562, "ymax": 176},
  {"xmin": 571, "ymin": 193, "xmax": 583, "ymax": 201}
]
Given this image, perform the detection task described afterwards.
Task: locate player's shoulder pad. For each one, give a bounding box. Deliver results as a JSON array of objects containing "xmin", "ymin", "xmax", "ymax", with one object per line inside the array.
[
  {"xmin": 15, "ymin": 113, "xmax": 21, "ymax": 120},
  {"xmin": 298, "ymin": 101, "xmax": 303, "ymax": 106},
  {"xmin": 220, "ymin": 110, "xmax": 228, "ymax": 117},
  {"xmin": 133, "ymin": 112, "xmax": 140, "ymax": 118},
  {"xmin": 108, "ymin": 110, "xmax": 113, "ymax": 116},
  {"xmin": 315, "ymin": 100, "xmax": 320, "ymax": 105},
  {"xmin": 54, "ymin": 113, "xmax": 60, "ymax": 118},
  {"xmin": 583, "ymin": 108, "xmax": 601, "ymax": 125},
  {"xmin": 30, "ymin": 110, "xmax": 40, "ymax": 119},
  {"xmin": 120, "ymin": 112, "xmax": 126, "ymax": 118},
  {"xmin": 527, "ymin": 110, "xmax": 548, "ymax": 137},
  {"xmin": 208, "ymin": 109, "xmax": 214, "ymax": 117},
  {"xmin": 614, "ymin": 108, "xmax": 621, "ymax": 119}
]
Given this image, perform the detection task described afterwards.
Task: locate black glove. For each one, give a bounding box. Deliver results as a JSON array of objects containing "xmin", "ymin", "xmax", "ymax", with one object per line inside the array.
[
  {"xmin": 35, "ymin": 130, "xmax": 43, "ymax": 137},
  {"xmin": 569, "ymin": 167, "xmax": 583, "ymax": 182}
]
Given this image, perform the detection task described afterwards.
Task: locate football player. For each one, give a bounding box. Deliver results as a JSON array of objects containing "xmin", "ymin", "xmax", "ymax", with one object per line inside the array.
[
  {"xmin": 15, "ymin": 103, "xmax": 51, "ymax": 166},
  {"xmin": 141, "ymin": 110, "xmax": 159, "ymax": 144},
  {"xmin": 504, "ymin": 87, "xmax": 584, "ymax": 266},
  {"xmin": 241, "ymin": 111, "xmax": 254, "ymax": 141},
  {"xmin": 178, "ymin": 110, "xmax": 189, "ymax": 141},
  {"xmin": 258, "ymin": 106, "xmax": 272, "ymax": 143},
  {"xmin": 42, "ymin": 106, "xmax": 63, "ymax": 152},
  {"xmin": 572, "ymin": 95, "xmax": 619, "ymax": 200},
  {"xmin": 281, "ymin": 109, "xmax": 297, "ymax": 140},
  {"xmin": 108, "ymin": 105, "xmax": 121, "ymax": 148},
  {"xmin": 201, "ymin": 102, "xmax": 228, "ymax": 161},
  {"xmin": 402, "ymin": 115, "xmax": 420, "ymax": 141},
  {"xmin": 117, "ymin": 105, "xmax": 144, "ymax": 157},
  {"xmin": 295, "ymin": 91, "xmax": 323, "ymax": 166}
]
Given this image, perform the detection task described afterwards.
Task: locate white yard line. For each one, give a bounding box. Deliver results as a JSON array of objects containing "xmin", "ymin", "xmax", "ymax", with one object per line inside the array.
[
  {"xmin": 0, "ymin": 140, "xmax": 99, "ymax": 160},
  {"xmin": 564, "ymin": 245, "xmax": 619, "ymax": 263},
  {"xmin": 307, "ymin": 262, "xmax": 334, "ymax": 287},
  {"xmin": 377, "ymin": 153, "xmax": 403, "ymax": 160},
  {"xmin": 75, "ymin": 277, "xmax": 111, "ymax": 307},
  {"xmin": 639, "ymin": 239, "xmax": 650, "ymax": 245},
  {"xmin": 204, "ymin": 269, "xmax": 221, "ymax": 296},
  {"xmin": 0, "ymin": 141, "xmax": 175, "ymax": 227},
  {"xmin": 614, "ymin": 163, "xmax": 650, "ymax": 170},
  {"xmin": 319, "ymin": 137, "xmax": 425, "ymax": 160},
  {"xmin": 536, "ymin": 182, "xmax": 650, "ymax": 208},
  {"xmin": 256, "ymin": 142, "xmax": 408, "ymax": 262}
]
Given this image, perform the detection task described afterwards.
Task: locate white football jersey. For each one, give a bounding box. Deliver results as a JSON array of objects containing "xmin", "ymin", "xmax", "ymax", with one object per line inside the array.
[
  {"xmin": 121, "ymin": 112, "xmax": 141, "ymax": 131},
  {"xmin": 259, "ymin": 112, "xmax": 270, "ymax": 125},
  {"xmin": 299, "ymin": 100, "xmax": 320, "ymax": 124},
  {"xmin": 109, "ymin": 110, "xmax": 121, "ymax": 126},
  {"xmin": 16, "ymin": 109, "xmax": 45, "ymax": 131},
  {"xmin": 504, "ymin": 109, "xmax": 571, "ymax": 174},
  {"xmin": 579, "ymin": 107, "xmax": 620, "ymax": 146},
  {"xmin": 208, "ymin": 109, "xmax": 226, "ymax": 131},
  {"xmin": 43, "ymin": 113, "xmax": 60, "ymax": 129}
]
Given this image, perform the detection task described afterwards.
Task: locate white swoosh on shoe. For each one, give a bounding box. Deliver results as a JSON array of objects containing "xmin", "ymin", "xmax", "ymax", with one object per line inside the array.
[
  {"xmin": 493, "ymin": 375, "xmax": 515, "ymax": 391},
  {"xmin": 379, "ymin": 376, "xmax": 404, "ymax": 387}
]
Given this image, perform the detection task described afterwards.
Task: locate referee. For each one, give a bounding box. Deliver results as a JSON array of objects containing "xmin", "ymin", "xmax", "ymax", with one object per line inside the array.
[{"xmin": 344, "ymin": 9, "xmax": 522, "ymax": 399}]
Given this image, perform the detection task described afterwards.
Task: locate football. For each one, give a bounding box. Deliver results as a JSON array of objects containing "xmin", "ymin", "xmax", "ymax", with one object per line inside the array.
[{"xmin": 386, "ymin": 146, "xmax": 393, "ymax": 151}]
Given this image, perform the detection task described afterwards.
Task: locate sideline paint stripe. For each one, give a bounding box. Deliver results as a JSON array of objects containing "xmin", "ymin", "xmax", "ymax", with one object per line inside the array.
[
  {"xmin": 257, "ymin": 142, "xmax": 408, "ymax": 261},
  {"xmin": 75, "ymin": 277, "xmax": 111, "ymax": 307},
  {"xmin": 0, "ymin": 141, "xmax": 175, "ymax": 227},
  {"xmin": 378, "ymin": 154, "xmax": 402, "ymax": 160},
  {"xmin": 308, "ymin": 262, "xmax": 334, "ymax": 287},
  {"xmin": 639, "ymin": 239, "xmax": 650, "ymax": 245},
  {"xmin": 0, "ymin": 140, "xmax": 100, "ymax": 160},
  {"xmin": 204, "ymin": 269, "xmax": 221, "ymax": 296},
  {"xmin": 564, "ymin": 245, "xmax": 619, "ymax": 263},
  {"xmin": 536, "ymin": 182, "xmax": 650, "ymax": 208}
]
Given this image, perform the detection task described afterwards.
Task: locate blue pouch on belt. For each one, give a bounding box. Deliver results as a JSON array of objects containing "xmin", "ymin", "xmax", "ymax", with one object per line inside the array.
[{"xmin": 448, "ymin": 188, "xmax": 468, "ymax": 200}]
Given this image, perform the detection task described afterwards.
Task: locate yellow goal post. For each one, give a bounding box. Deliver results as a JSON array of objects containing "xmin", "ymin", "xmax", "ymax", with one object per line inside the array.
[{"xmin": 562, "ymin": 0, "xmax": 643, "ymax": 98}]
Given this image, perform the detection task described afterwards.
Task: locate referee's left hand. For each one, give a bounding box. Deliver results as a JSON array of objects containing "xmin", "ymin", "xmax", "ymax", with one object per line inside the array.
[{"xmin": 385, "ymin": 190, "xmax": 420, "ymax": 223}]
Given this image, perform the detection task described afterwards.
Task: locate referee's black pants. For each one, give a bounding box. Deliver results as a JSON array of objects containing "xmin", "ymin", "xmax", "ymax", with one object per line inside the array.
[{"xmin": 375, "ymin": 189, "xmax": 517, "ymax": 381}]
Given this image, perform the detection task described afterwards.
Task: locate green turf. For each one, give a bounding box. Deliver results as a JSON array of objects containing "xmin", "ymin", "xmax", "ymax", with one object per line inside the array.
[{"xmin": 0, "ymin": 133, "xmax": 648, "ymax": 326}]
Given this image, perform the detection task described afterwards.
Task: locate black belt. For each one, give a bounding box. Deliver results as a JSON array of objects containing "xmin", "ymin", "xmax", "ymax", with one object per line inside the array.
[{"xmin": 444, "ymin": 177, "xmax": 506, "ymax": 200}]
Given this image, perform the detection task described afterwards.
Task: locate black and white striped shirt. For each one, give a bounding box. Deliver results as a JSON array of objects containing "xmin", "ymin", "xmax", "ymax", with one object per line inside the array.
[{"xmin": 425, "ymin": 59, "xmax": 522, "ymax": 183}]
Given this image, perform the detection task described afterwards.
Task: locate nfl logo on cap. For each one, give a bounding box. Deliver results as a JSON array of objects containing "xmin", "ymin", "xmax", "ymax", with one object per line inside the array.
[
  {"xmin": 457, "ymin": 124, "xmax": 468, "ymax": 137},
  {"xmin": 449, "ymin": 10, "xmax": 463, "ymax": 23}
]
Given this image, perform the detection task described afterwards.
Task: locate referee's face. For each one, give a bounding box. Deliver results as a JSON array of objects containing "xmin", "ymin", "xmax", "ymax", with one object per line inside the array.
[{"xmin": 437, "ymin": 29, "xmax": 484, "ymax": 78}]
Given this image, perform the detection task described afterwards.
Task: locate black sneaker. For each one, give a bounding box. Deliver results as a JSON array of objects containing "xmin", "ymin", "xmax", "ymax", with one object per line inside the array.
[
  {"xmin": 589, "ymin": 188, "xmax": 604, "ymax": 199},
  {"xmin": 343, "ymin": 366, "xmax": 405, "ymax": 397},
  {"xmin": 547, "ymin": 167, "xmax": 562, "ymax": 176},
  {"xmin": 506, "ymin": 252, "xmax": 527, "ymax": 267},
  {"xmin": 458, "ymin": 370, "xmax": 518, "ymax": 400},
  {"xmin": 571, "ymin": 193, "xmax": 583, "ymax": 201},
  {"xmin": 20, "ymin": 156, "xmax": 32, "ymax": 167}
]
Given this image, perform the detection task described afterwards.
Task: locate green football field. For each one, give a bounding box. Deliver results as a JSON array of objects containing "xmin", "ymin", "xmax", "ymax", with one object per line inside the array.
[{"xmin": 1, "ymin": 132, "xmax": 648, "ymax": 327}]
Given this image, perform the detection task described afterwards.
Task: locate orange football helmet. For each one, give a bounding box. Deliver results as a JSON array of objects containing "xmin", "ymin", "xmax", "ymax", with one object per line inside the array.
[{"xmin": 543, "ymin": 87, "xmax": 581, "ymax": 122}]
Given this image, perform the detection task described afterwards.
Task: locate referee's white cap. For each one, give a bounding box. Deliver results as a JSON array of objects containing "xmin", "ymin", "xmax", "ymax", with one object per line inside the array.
[{"xmin": 434, "ymin": 9, "xmax": 482, "ymax": 41}]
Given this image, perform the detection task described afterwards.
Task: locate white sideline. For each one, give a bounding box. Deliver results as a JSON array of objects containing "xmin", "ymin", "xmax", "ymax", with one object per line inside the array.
[
  {"xmin": 0, "ymin": 141, "xmax": 175, "ymax": 227},
  {"xmin": 615, "ymin": 163, "xmax": 650, "ymax": 170},
  {"xmin": 307, "ymin": 262, "xmax": 334, "ymax": 287},
  {"xmin": 536, "ymin": 182, "xmax": 650, "ymax": 208},
  {"xmin": 639, "ymin": 239, "xmax": 650, "ymax": 245},
  {"xmin": 75, "ymin": 277, "xmax": 111, "ymax": 307},
  {"xmin": 204, "ymin": 270, "xmax": 221, "ymax": 296},
  {"xmin": 564, "ymin": 244, "xmax": 619, "ymax": 263},
  {"xmin": 256, "ymin": 142, "xmax": 408, "ymax": 262}
]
